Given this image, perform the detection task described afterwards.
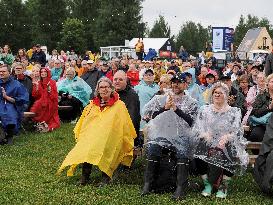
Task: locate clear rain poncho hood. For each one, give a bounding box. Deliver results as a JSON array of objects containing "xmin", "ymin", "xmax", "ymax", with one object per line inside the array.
[
  {"xmin": 57, "ymin": 76, "xmax": 92, "ymax": 107},
  {"xmin": 143, "ymin": 91, "xmax": 198, "ymax": 157}
]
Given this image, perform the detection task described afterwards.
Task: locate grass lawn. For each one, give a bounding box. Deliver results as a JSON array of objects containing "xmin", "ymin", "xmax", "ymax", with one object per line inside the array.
[{"xmin": 0, "ymin": 123, "xmax": 272, "ymax": 205}]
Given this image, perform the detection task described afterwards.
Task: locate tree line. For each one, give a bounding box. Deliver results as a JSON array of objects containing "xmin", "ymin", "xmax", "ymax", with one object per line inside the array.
[
  {"xmin": 0, "ymin": 0, "xmax": 272, "ymax": 56},
  {"xmin": 148, "ymin": 14, "xmax": 273, "ymax": 55}
]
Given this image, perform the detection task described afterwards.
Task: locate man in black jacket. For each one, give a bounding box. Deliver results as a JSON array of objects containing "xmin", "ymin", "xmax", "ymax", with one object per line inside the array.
[
  {"xmin": 253, "ymin": 113, "xmax": 273, "ymax": 195},
  {"xmin": 113, "ymin": 70, "xmax": 141, "ymax": 145},
  {"xmin": 81, "ymin": 60, "xmax": 102, "ymax": 99},
  {"xmin": 30, "ymin": 44, "xmax": 46, "ymax": 66}
]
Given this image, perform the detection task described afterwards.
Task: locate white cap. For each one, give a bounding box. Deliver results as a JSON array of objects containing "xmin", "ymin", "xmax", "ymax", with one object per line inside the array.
[
  {"xmin": 0, "ymin": 61, "xmax": 4, "ymax": 65},
  {"xmin": 87, "ymin": 60, "xmax": 94, "ymax": 64}
]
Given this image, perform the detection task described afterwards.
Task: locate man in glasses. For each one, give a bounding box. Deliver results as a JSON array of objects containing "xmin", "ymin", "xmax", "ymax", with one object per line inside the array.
[
  {"xmin": 0, "ymin": 64, "xmax": 29, "ymax": 145},
  {"xmin": 113, "ymin": 70, "xmax": 141, "ymax": 146}
]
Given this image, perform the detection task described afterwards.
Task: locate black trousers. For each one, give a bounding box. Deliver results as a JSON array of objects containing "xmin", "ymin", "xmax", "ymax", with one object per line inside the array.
[
  {"xmin": 59, "ymin": 96, "xmax": 83, "ymax": 122},
  {"xmin": 248, "ymin": 125, "xmax": 266, "ymax": 142}
]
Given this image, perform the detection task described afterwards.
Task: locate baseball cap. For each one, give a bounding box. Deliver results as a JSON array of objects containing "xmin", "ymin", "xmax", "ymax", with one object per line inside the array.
[{"xmin": 87, "ymin": 60, "xmax": 94, "ymax": 64}]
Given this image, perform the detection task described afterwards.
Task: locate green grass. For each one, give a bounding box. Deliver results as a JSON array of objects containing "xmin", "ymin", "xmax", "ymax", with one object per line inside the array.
[{"xmin": 0, "ymin": 123, "xmax": 272, "ymax": 205}]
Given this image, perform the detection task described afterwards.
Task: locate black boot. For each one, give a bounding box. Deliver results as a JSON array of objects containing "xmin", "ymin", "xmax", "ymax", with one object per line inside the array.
[
  {"xmin": 5, "ymin": 124, "xmax": 15, "ymax": 145},
  {"xmin": 80, "ymin": 162, "xmax": 92, "ymax": 185},
  {"xmin": 98, "ymin": 172, "xmax": 111, "ymax": 187},
  {"xmin": 141, "ymin": 156, "xmax": 159, "ymax": 196},
  {"xmin": 173, "ymin": 158, "xmax": 189, "ymax": 200}
]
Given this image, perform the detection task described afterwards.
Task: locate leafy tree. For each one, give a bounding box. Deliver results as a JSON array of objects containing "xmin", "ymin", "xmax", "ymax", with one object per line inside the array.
[
  {"xmin": 66, "ymin": 0, "xmax": 101, "ymax": 51},
  {"xmin": 0, "ymin": 0, "xmax": 31, "ymax": 52},
  {"xmin": 93, "ymin": 0, "xmax": 144, "ymax": 49},
  {"xmin": 234, "ymin": 14, "xmax": 273, "ymax": 48},
  {"xmin": 149, "ymin": 15, "xmax": 171, "ymax": 38},
  {"xmin": 176, "ymin": 21, "xmax": 209, "ymax": 55},
  {"xmin": 25, "ymin": 0, "xmax": 68, "ymax": 51},
  {"xmin": 58, "ymin": 18, "xmax": 87, "ymax": 53}
]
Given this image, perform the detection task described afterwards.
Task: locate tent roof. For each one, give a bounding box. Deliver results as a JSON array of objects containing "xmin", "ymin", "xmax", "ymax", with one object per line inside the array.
[{"xmin": 129, "ymin": 38, "xmax": 169, "ymax": 52}]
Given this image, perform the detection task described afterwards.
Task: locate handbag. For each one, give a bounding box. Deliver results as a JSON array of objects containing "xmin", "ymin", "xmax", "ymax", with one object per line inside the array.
[{"xmin": 35, "ymin": 121, "xmax": 49, "ymax": 133}]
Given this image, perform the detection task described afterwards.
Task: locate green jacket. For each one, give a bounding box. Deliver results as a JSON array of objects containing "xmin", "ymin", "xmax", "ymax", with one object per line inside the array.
[{"xmin": 0, "ymin": 53, "xmax": 14, "ymax": 65}]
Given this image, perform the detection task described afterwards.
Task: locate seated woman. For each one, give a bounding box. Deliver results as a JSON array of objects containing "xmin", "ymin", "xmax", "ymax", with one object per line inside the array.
[
  {"xmin": 193, "ymin": 82, "xmax": 248, "ymax": 199},
  {"xmin": 57, "ymin": 67, "xmax": 92, "ymax": 122},
  {"xmin": 57, "ymin": 77, "xmax": 136, "ymax": 185},
  {"xmin": 30, "ymin": 67, "xmax": 60, "ymax": 132},
  {"xmin": 249, "ymin": 74, "xmax": 273, "ymax": 142},
  {"xmin": 242, "ymin": 72, "xmax": 266, "ymax": 125}
]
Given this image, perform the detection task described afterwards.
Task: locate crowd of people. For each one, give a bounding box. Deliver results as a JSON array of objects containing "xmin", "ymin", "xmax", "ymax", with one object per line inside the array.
[{"xmin": 1, "ymin": 41, "xmax": 273, "ymax": 200}]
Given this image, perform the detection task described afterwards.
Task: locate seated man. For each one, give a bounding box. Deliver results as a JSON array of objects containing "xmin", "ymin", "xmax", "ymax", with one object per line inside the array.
[
  {"xmin": 0, "ymin": 64, "xmax": 29, "ymax": 145},
  {"xmin": 253, "ymin": 113, "xmax": 273, "ymax": 195},
  {"xmin": 113, "ymin": 70, "xmax": 141, "ymax": 146},
  {"xmin": 12, "ymin": 62, "xmax": 33, "ymax": 110},
  {"xmin": 141, "ymin": 72, "xmax": 198, "ymax": 200}
]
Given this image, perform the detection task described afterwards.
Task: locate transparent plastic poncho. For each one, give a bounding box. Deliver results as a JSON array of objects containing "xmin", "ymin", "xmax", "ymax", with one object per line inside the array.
[
  {"xmin": 143, "ymin": 92, "xmax": 198, "ymax": 158},
  {"xmin": 192, "ymin": 105, "xmax": 249, "ymax": 175}
]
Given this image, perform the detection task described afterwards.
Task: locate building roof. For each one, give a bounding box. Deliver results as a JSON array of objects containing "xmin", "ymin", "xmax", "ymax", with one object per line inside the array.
[{"xmin": 237, "ymin": 27, "xmax": 263, "ymax": 53}]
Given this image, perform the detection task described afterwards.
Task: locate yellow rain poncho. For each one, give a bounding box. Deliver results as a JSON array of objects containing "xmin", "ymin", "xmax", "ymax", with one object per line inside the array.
[{"xmin": 58, "ymin": 99, "xmax": 136, "ymax": 178}]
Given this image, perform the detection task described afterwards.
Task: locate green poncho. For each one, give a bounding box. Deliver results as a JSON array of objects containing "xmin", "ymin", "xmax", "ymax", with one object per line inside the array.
[{"xmin": 57, "ymin": 76, "xmax": 92, "ymax": 107}]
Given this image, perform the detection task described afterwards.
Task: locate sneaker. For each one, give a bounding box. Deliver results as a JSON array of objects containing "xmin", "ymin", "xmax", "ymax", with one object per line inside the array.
[{"xmin": 216, "ymin": 190, "xmax": 227, "ymax": 198}]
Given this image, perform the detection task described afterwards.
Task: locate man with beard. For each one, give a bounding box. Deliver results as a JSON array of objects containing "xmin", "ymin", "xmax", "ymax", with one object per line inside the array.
[{"xmin": 141, "ymin": 72, "xmax": 198, "ymax": 200}]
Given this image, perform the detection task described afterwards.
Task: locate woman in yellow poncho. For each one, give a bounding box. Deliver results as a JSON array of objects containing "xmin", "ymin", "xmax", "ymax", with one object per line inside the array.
[{"xmin": 58, "ymin": 77, "xmax": 136, "ymax": 185}]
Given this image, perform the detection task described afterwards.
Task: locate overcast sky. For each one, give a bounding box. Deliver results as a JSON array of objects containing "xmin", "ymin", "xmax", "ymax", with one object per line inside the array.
[{"xmin": 142, "ymin": 0, "xmax": 273, "ymax": 35}]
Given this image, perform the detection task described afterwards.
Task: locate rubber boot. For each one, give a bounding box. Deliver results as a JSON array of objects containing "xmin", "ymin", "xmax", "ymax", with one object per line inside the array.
[
  {"xmin": 6, "ymin": 125, "xmax": 15, "ymax": 145},
  {"xmin": 172, "ymin": 158, "xmax": 189, "ymax": 200},
  {"xmin": 216, "ymin": 175, "xmax": 231, "ymax": 199},
  {"xmin": 141, "ymin": 157, "xmax": 159, "ymax": 196},
  {"xmin": 201, "ymin": 174, "xmax": 212, "ymax": 197},
  {"xmin": 80, "ymin": 162, "xmax": 92, "ymax": 186}
]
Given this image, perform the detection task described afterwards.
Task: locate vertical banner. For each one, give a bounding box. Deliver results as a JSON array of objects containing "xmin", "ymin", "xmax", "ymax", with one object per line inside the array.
[
  {"xmin": 212, "ymin": 28, "xmax": 224, "ymax": 51},
  {"xmin": 224, "ymin": 28, "xmax": 234, "ymax": 51},
  {"xmin": 212, "ymin": 27, "xmax": 234, "ymax": 52}
]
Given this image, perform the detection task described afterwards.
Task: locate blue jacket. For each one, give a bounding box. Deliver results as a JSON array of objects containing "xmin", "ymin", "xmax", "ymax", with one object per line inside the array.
[
  {"xmin": 134, "ymin": 81, "xmax": 159, "ymax": 130},
  {"xmin": 0, "ymin": 77, "xmax": 29, "ymax": 132}
]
